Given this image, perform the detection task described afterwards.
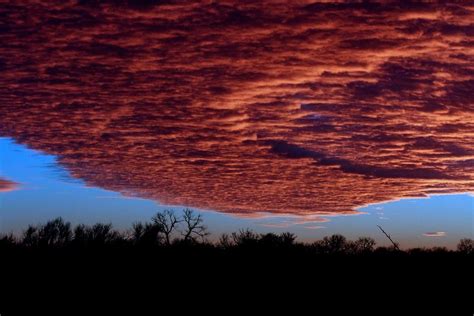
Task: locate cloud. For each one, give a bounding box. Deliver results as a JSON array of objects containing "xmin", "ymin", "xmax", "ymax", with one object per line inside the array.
[
  {"xmin": 0, "ymin": 1, "xmax": 472, "ymax": 216},
  {"xmin": 423, "ymin": 232, "xmax": 447, "ymax": 237},
  {"xmin": 304, "ymin": 226, "xmax": 326, "ymax": 230},
  {"xmin": 257, "ymin": 214, "xmax": 331, "ymax": 228},
  {"xmin": 0, "ymin": 179, "xmax": 18, "ymax": 193}
]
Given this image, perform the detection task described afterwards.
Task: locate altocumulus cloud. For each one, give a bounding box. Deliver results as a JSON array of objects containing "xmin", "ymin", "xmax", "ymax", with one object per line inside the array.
[{"xmin": 0, "ymin": 1, "xmax": 473, "ymax": 216}]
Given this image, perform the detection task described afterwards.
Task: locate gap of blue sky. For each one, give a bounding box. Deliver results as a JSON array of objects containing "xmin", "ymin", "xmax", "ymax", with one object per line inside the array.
[{"xmin": 0, "ymin": 137, "xmax": 472, "ymax": 248}]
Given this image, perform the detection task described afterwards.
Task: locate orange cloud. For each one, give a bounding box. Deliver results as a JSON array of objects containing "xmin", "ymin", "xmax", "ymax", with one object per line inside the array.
[{"xmin": 0, "ymin": 2, "xmax": 472, "ymax": 216}]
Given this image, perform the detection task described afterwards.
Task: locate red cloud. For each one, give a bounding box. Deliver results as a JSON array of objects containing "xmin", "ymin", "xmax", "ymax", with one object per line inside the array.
[
  {"xmin": 0, "ymin": 2, "xmax": 472, "ymax": 216},
  {"xmin": 0, "ymin": 179, "xmax": 18, "ymax": 193}
]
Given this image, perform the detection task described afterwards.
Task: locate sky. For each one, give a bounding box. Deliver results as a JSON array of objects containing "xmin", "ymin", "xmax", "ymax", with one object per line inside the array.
[{"xmin": 0, "ymin": 1, "xmax": 473, "ymax": 248}]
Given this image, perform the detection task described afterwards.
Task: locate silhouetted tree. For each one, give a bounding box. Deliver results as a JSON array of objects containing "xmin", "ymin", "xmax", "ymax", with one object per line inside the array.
[
  {"xmin": 0, "ymin": 233, "xmax": 16, "ymax": 249},
  {"xmin": 89, "ymin": 223, "xmax": 122, "ymax": 245},
  {"xmin": 131, "ymin": 222, "xmax": 145, "ymax": 241},
  {"xmin": 218, "ymin": 233, "xmax": 234, "ymax": 249},
  {"xmin": 259, "ymin": 232, "xmax": 296, "ymax": 249},
  {"xmin": 37, "ymin": 217, "xmax": 72, "ymax": 247},
  {"xmin": 351, "ymin": 237, "xmax": 376, "ymax": 254},
  {"xmin": 429, "ymin": 246, "xmax": 449, "ymax": 254},
  {"xmin": 260, "ymin": 233, "xmax": 281, "ymax": 248},
  {"xmin": 72, "ymin": 224, "xmax": 88, "ymax": 246},
  {"xmin": 280, "ymin": 232, "xmax": 297, "ymax": 245},
  {"xmin": 457, "ymin": 238, "xmax": 474, "ymax": 255},
  {"xmin": 231, "ymin": 229, "xmax": 259, "ymax": 248},
  {"xmin": 318, "ymin": 234, "xmax": 347, "ymax": 254},
  {"xmin": 2, "ymin": 215, "xmax": 473, "ymax": 258},
  {"xmin": 374, "ymin": 245, "xmax": 401, "ymax": 254},
  {"xmin": 131, "ymin": 221, "xmax": 163, "ymax": 246},
  {"xmin": 72, "ymin": 223, "xmax": 122, "ymax": 247},
  {"xmin": 152, "ymin": 210, "xmax": 180, "ymax": 246},
  {"xmin": 22, "ymin": 225, "xmax": 39, "ymax": 247},
  {"xmin": 182, "ymin": 209, "xmax": 208, "ymax": 243}
]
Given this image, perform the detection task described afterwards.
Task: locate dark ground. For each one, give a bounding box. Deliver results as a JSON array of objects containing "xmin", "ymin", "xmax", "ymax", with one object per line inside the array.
[
  {"xmin": 1, "ymin": 216, "xmax": 472, "ymax": 314},
  {"xmin": 1, "ymin": 247, "xmax": 473, "ymax": 314}
]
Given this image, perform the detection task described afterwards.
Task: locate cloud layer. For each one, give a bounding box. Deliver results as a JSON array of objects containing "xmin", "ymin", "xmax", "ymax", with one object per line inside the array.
[{"xmin": 0, "ymin": 1, "xmax": 472, "ymax": 215}]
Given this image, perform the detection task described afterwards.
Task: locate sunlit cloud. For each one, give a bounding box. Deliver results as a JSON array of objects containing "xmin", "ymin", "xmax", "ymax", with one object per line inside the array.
[
  {"xmin": 303, "ymin": 226, "xmax": 326, "ymax": 230},
  {"xmin": 423, "ymin": 231, "xmax": 447, "ymax": 237},
  {"xmin": 0, "ymin": 179, "xmax": 18, "ymax": 193},
  {"xmin": 0, "ymin": 1, "xmax": 472, "ymax": 216}
]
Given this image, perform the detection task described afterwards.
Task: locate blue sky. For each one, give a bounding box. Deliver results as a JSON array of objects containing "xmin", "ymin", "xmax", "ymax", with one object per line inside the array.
[{"xmin": 0, "ymin": 137, "xmax": 472, "ymax": 248}]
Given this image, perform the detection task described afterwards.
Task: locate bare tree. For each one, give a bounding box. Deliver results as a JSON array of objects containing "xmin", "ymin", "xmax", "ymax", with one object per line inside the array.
[
  {"xmin": 152, "ymin": 210, "xmax": 180, "ymax": 246},
  {"xmin": 181, "ymin": 209, "xmax": 208, "ymax": 243}
]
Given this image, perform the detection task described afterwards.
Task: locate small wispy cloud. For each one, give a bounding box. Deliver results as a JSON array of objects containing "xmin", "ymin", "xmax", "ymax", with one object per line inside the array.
[
  {"xmin": 256, "ymin": 214, "xmax": 333, "ymax": 229},
  {"xmin": 303, "ymin": 225, "xmax": 326, "ymax": 230},
  {"xmin": 0, "ymin": 178, "xmax": 19, "ymax": 193},
  {"xmin": 423, "ymin": 231, "xmax": 447, "ymax": 237}
]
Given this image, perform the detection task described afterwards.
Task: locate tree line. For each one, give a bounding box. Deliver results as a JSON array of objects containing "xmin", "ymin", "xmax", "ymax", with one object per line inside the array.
[{"xmin": 1, "ymin": 208, "xmax": 473, "ymax": 255}]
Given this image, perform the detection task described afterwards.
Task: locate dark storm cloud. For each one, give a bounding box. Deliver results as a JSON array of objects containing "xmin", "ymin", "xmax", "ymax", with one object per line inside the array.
[{"xmin": 0, "ymin": 0, "xmax": 472, "ymax": 215}]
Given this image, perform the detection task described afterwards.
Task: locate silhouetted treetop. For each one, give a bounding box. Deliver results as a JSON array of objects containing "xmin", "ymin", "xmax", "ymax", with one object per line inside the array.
[{"xmin": 0, "ymin": 211, "xmax": 472, "ymax": 258}]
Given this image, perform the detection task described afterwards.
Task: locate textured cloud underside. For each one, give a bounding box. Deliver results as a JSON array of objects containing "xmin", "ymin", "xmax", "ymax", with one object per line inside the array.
[{"xmin": 0, "ymin": 1, "xmax": 473, "ymax": 215}]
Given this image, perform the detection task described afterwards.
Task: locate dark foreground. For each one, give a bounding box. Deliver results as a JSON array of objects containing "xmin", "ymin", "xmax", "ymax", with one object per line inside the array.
[
  {"xmin": 1, "ymin": 215, "xmax": 473, "ymax": 313},
  {"xmin": 2, "ymin": 247, "xmax": 473, "ymax": 314}
]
